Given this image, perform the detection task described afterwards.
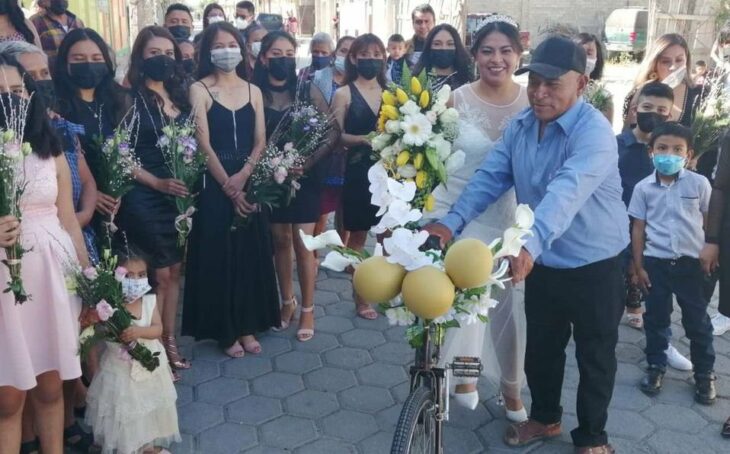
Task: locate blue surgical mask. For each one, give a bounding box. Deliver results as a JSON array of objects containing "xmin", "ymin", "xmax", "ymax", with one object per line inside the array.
[
  {"xmin": 652, "ymin": 154, "xmax": 686, "ymax": 176},
  {"xmin": 334, "ymin": 55, "xmax": 346, "ymax": 73}
]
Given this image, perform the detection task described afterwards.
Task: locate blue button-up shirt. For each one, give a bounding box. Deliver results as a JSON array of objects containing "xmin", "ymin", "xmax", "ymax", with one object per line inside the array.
[
  {"xmin": 628, "ymin": 169, "xmax": 711, "ymax": 259},
  {"xmin": 440, "ymin": 99, "xmax": 629, "ymax": 269},
  {"xmin": 617, "ymin": 129, "xmax": 654, "ymax": 207}
]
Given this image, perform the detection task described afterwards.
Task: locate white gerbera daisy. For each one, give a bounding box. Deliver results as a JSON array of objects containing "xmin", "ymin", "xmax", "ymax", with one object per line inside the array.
[{"xmin": 401, "ymin": 114, "xmax": 433, "ymax": 147}]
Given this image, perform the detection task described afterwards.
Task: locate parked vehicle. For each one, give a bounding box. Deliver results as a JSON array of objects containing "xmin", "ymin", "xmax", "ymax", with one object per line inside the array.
[{"xmin": 604, "ymin": 8, "xmax": 648, "ymax": 60}]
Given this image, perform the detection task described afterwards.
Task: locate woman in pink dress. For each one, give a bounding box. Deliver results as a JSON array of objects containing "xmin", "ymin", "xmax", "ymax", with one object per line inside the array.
[{"xmin": 0, "ymin": 55, "xmax": 89, "ymax": 454}]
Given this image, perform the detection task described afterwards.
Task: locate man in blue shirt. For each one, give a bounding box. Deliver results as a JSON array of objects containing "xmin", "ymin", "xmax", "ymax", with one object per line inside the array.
[{"xmin": 426, "ymin": 36, "xmax": 628, "ymax": 454}]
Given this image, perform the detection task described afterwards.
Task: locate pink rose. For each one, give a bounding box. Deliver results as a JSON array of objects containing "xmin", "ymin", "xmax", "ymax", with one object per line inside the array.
[
  {"xmin": 270, "ymin": 156, "xmax": 282, "ymax": 166},
  {"xmin": 274, "ymin": 167, "xmax": 287, "ymax": 184},
  {"xmin": 83, "ymin": 267, "xmax": 98, "ymax": 281},
  {"xmin": 95, "ymin": 300, "xmax": 116, "ymax": 322},
  {"xmin": 114, "ymin": 266, "xmax": 127, "ymax": 282}
]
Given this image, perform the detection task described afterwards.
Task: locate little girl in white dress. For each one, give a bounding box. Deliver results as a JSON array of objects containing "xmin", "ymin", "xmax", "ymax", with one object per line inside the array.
[{"xmin": 85, "ymin": 251, "xmax": 180, "ymax": 454}]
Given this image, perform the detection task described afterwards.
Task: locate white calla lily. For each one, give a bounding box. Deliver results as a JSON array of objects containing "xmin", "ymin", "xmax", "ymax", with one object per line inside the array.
[
  {"xmin": 298, "ymin": 229, "xmax": 345, "ymax": 251},
  {"xmin": 486, "ymin": 259, "xmax": 511, "ymax": 289},
  {"xmin": 321, "ymin": 250, "xmax": 360, "ymax": 272},
  {"xmin": 514, "ymin": 204, "xmax": 535, "ymax": 230}
]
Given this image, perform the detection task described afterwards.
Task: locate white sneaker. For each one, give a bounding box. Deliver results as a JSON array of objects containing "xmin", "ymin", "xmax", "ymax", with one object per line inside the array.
[
  {"xmin": 665, "ymin": 344, "xmax": 693, "ymax": 371},
  {"xmin": 711, "ymin": 313, "xmax": 730, "ymax": 336}
]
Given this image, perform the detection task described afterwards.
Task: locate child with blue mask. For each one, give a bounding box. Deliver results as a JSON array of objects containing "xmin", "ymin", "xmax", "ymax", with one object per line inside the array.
[{"xmin": 628, "ymin": 122, "xmax": 717, "ymax": 405}]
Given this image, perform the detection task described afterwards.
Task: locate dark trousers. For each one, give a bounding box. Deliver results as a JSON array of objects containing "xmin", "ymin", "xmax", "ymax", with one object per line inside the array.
[
  {"xmin": 525, "ymin": 256, "xmax": 624, "ymax": 448},
  {"xmin": 643, "ymin": 257, "xmax": 715, "ymax": 374}
]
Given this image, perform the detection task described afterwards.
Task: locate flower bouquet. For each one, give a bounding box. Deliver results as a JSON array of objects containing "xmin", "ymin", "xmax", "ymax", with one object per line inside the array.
[
  {"xmin": 94, "ymin": 108, "xmax": 141, "ymax": 234},
  {"xmin": 584, "ymin": 80, "xmax": 611, "ymax": 114},
  {"xmin": 157, "ymin": 116, "xmax": 206, "ymax": 246},
  {"xmin": 232, "ymin": 102, "xmax": 333, "ymax": 230},
  {"xmin": 0, "ymin": 93, "xmax": 34, "ymax": 304},
  {"xmin": 73, "ymin": 249, "xmax": 160, "ymax": 371},
  {"xmin": 0, "ymin": 127, "xmax": 33, "ymax": 304},
  {"xmin": 369, "ymin": 66, "xmax": 463, "ymax": 232},
  {"xmin": 692, "ymin": 68, "xmax": 730, "ymax": 158}
]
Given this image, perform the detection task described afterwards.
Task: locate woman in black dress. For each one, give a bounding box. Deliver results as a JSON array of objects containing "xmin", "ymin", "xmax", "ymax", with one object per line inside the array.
[
  {"xmin": 253, "ymin": 31, "xmax": 338, "ymax": 342},
  {"xmin": 412, "ymin": 24, "xmax": 472, "ymax": 91},
  {"xmin": 117, "ymin": 26, "xmax": 191, "ymax": 374},
  {"xmin": 54, "ymin": 28, "xmax": 130, "ymax": 227},
  {"xmin": 182, "ymin": 22, "xmax": 280, "ymax": 357},
  {"xmin": 331, "ymin": 34, "xmax": 387, "ymax": 320}
]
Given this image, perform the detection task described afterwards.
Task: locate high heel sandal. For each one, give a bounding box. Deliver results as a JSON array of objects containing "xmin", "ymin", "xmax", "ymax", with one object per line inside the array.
[
  {"xmin": 161, "ymin": 334, "xmax": 191, "ymax": 370},
  {"xmin": 297, "ymin": 306, "xmax": 315, "ymax": 342},
  {"xmin": 272, "ymin": 296, "xmax": 298, "ymax": 331}
]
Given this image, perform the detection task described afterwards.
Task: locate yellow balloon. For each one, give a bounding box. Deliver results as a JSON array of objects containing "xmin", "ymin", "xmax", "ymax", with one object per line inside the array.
[
  {"xmin": 444, "ymin": 238, "xmax": 494, "ymax": 289},
  {"xmin": 353, "ymin": 256, "xmax": 407, "ymax": 303},
  {"xmin": 402, "ymin": 266, "xmax": 455, "ymax": 319}
]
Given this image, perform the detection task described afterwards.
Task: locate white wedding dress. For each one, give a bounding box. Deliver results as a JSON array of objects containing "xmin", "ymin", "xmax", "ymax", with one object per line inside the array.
[{"xmin": 431, "ymin": 83, "xmax": 529, "ymax": 407}]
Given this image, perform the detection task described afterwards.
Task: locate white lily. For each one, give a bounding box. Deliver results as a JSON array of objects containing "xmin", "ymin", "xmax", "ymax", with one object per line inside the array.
[
  {"xmin": 298, "ymin": 229, "xmax": 345, "ymax": 251},
  {"xmin": 494, "ymin": 227, "xmax": 532, "ymax": 259},
  {"xmin": 383, "ymin": 228, "xmax": 431, "ymax": 270},
  {"xmin": 321, "ymin": 250, "xmax": 360, "ymax": 272},
  {"xmin": 514, "ymin": 204, "xmax": 535, "ymax": 230},
  {"xmin": 372, "ymin": 199, "xmax": 422, "ymax": 234}
]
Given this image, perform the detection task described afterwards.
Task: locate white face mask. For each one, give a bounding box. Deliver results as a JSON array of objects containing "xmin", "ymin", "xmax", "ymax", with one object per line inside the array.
[
  {"xmin": 585, "ymin": 58, "xmax": 597, "ymax": 76},
  {"xmin": 211, "ymin": 47, "xmax": 243, "ymax": 72},
  {"xmin": 236, "ymin": 17, "xmax": 251, "ymax": 30},
  {"xmin": 250, "ymin": 41, "xmax": 262, "ymax": 58},
  {"xmin": 208, "ymin": 15, "xmax": 225, "ymax": 24},
  {"xmin": 662, "ymin": 66, "xmax": 687, "ymax": 89},
  {"xmin": 334, "ymin": 55, "xmax": 346, "ymax": 73},
  {"xmin": 122, "ymin": 277, "xmax": 151, "ymax": 303}
]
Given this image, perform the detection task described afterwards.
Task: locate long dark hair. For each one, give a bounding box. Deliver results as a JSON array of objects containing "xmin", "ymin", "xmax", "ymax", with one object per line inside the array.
[
  {"xmin": 343, "ymin": 33, "xmax": 387, "ymax": 88},
  {"xmin": 54, "ymin": 28, "xmax": 128, "ymax": 125},
  {"xmin": 197, "ymin": 22, "xmax": 249, "ymax": 81},
  {"xmin": 470, "ymin": 19, "xmax": 523, "ymax": 55},
  {"xmin": 202, "ymin": 3, "xmax": 227, "ymax": 28},
  {"xmin": 0, "ymin": 0, "xmax": 36, "ymax": 44},
  {"xmin": 253, "ymin": 31, "xmax": 298, "ymax": 102},
  {"xmin": 127, "ymin": 26, "xmax": 190, "ymax": 113},
  {"xmin": 0, "ymin": 54, "xmax": 61, "ymax": 159},
  {"xmin": 574, "ymin": 32, "xmax": 605, "ymax": 81},
  {"xmin": 413, "ymin": 24, "xmax": 472, "ymax": 87}
]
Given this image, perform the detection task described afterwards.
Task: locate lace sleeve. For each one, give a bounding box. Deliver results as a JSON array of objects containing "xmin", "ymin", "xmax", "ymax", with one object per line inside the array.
[{"xmin": 706, "ymin": 133, "xmax": 730, "ymax": 243}]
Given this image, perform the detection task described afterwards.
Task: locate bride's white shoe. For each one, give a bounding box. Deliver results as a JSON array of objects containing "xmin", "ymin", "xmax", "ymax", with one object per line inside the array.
[{"xmin": 452, "ymin": 390, "xmax": 479, "ymax": 410}]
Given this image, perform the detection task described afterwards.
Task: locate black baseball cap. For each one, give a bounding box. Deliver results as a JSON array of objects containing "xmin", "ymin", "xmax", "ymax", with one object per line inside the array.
[{"xmin": 515, "ymin": 36, "xmax": 586, "ymax": 79}]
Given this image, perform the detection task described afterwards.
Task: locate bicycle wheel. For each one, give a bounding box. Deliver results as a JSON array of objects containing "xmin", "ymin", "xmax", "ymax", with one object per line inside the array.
[{"xmin": 390, "ymin": 386, "xmax": 439, "ymax": 454}]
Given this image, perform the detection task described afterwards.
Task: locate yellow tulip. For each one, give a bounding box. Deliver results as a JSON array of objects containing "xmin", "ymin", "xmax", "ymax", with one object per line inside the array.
[
  {"xmin": 413, "ymin": 153, "xmax": 425, "ymax": 170},
  {"xmin": 382, "ymin": 91, "xmax": 397, "ymax": 106},
  {"xmin": 396, "ymin": 150, "xmax": 411, "ymax": 167},
  {"xmin": 395, "ymin": 88, "xmax": 409, "ymax": 105},
  {"xmin": 419, "ymin": 90, "xmax": 430, "ymax": 108},
  {"xmin": 382, "ymin": 105, "xmax": 400, "ymax": 120},
  {"xmin": 377, "ymin": 115, "xmax": 386, "ymax": 132},
  {"xmin": 424, "ymin": 194, "xmax": 435, "ymax": 211},
  {"xmin": 416, "ymin": 170, "xmax": 428, "ymax": 189},
  {"xmin": 411, "ymin": 77, "xmax": 422, "ymax": 95}
]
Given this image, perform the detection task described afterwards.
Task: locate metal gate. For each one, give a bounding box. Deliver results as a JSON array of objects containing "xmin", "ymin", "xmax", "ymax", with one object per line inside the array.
[{"xmin": 647, "ymin": 0, "xmax": 720, "ymax": 62}]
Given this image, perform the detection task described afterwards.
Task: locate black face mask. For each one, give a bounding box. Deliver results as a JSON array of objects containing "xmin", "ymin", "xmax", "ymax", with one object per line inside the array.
[
  {"xmin": 357, "ymin": 59, "xmax": 383, "ymax": 80},
  {"xmin": 430, "ymin": 49, "xmax": 456, "ymax": 69},
  {"xmin": 142, "ymin": 55, "xmax": 176, "ymax": 82},
  {"xmin": 49, "ymin": 0, "xmax": 68, "ymax": 15},
  {"xmin": 167, "ymin": 25, "xmax": 191, "ymax": 41},
  {"xmin": 68, "ymin": 62, "xmax": 109, "ymax": 89},
  {"xmin": 34, "ymin": 80, "xmax": 56, "ymax": 108},
  {"xmin": 636, "ymin": 111, "xmax": 668, "ymax": 134},
  {"xmin": 182, "ymin": 59, "xmax": 195, "ymax": 75},
  {"xmin": 268, "ymin": 56, "xmax": 296, "ymax": 81}
]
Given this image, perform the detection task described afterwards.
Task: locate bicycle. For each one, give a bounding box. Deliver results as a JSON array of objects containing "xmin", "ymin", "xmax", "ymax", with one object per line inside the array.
[{"xmin": 390, "ymin": 321, "xmax": 482, "ymax": 454}]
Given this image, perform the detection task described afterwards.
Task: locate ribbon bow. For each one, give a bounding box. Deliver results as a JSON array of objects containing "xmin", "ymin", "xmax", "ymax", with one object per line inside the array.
[{"xmin": 174, "ymin": 206, "xmax": 196, "ymax": 233}]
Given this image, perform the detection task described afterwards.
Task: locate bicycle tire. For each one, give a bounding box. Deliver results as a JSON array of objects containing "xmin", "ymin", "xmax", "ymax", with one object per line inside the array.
[{"xmin": 390, "ymin": 386, "xmax": 439, "ymax": 454}]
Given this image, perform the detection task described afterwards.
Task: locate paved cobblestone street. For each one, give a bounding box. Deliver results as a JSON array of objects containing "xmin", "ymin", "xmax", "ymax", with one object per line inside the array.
[{"xmin": 169, "ymin": 264, "xmax": 730, "ymax": 454}]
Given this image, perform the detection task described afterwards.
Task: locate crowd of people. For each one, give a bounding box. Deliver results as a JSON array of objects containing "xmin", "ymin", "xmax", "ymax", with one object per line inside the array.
[{"xmin": 0, "ymin": 0, "xmax": 729, "ymax": 453}]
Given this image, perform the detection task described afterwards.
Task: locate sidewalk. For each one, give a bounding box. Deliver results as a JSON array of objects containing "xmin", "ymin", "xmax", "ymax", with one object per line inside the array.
[{"xmin": 171, "ymin": 267, "xmax": 730, "ymax": 453}]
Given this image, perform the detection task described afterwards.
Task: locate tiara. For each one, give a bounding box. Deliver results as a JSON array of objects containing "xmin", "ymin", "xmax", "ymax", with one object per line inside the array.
[{"xmin": 477, "ymin": 14, "xmax": 519, "ymax": 30}]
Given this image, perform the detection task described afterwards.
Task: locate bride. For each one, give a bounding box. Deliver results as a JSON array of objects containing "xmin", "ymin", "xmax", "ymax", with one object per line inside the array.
[{"xmin": 431, "ymin": 16, "xmax": 529, "ymax": 422}]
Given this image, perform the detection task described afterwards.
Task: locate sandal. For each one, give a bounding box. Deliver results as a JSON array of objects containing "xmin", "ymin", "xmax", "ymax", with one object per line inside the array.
[
  {"xmin": 626, "ymin": 312, "xmax": 643, "ymax": 330},
  {"xmin": 356, "ymin": 305, "xmax": 378, "ymax": 320},
  {"xmin": 272, "ymin": 296, "xmax": 298, "ymax": 331},
  {"xmin": 64, "ymin": 421, "xmax": 95, "ymax": 453},
  {"xmin": 722, "ymin": 417, "xmax": 730, "ymax": 438},
  {"xmin": 224, "ymin": 341, "xmax": 245, "ymax": 358},
  {"xmin": 20, "ymin": 438, "xmax": 39, "ymax": 454},
  {"xmin": 171, "ymin": 369, "xmax": 181, "ymax": 383},
  {"xmin": 297, "ymin": 306, "xmax": 315, "ymax": 342},
  {"xmin": 240, "ymin": 336, "xmax": 262, "ymax": 354},
  {"xmin": 503, "ymin": 419, "xmax": 561, "ymax": 447},
  {"xmin": 161, "ymin": 334, "xmax": 191, "ymax": 370}
]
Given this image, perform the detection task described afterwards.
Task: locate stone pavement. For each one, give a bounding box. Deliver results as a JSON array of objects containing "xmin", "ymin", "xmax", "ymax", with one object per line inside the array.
[{"xmin": 169, "ymin": 265, "xmax": 730, "ymax": 454}]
